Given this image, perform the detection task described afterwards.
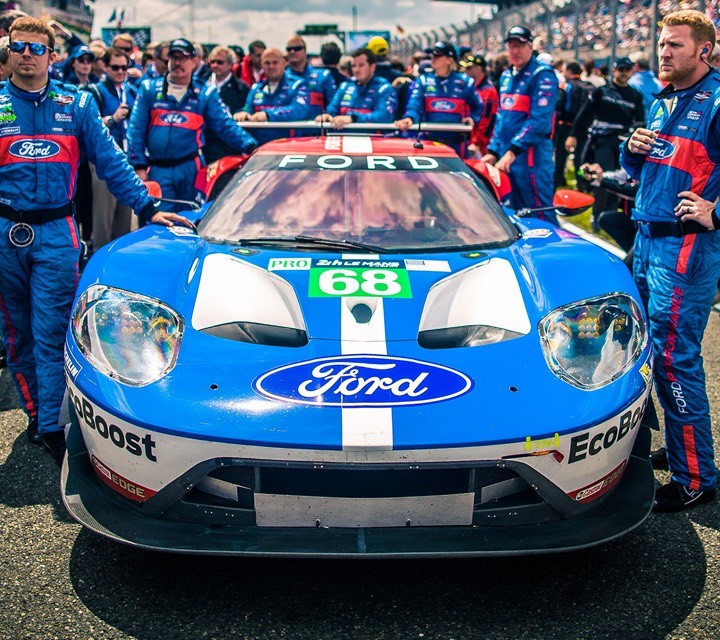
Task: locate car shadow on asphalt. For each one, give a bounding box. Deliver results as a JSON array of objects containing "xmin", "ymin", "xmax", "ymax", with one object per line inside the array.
[
  {"xmin": 0, "ymin": 370, "xmax": 73, "ymax": 523},
  {"xmin": 67, "ymin": 512, "xmax": 709, "ymax": 640},
  {"xmin": 0, "ymin": 432, "xmax": 75, "ymax": 523}
]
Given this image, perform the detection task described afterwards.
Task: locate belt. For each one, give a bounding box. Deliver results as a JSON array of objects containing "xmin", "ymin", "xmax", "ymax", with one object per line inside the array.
[
  {"xmin": 0, "ymin": 202, "xmax": 75, "ymax": 225},
  {"xmin": 150, "ymin": 151, "xmax": 200, "ymax": 168},
  {"xmin": 634, "ymin": 219, "xmax": 711, "ymax": 238}
]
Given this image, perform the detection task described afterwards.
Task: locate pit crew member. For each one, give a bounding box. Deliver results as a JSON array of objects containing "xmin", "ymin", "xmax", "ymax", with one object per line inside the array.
[
  {"xmin": 481, "ymin": 27, "xmax": 559, "ymax": 221},
  {"xmin": 236, "ymin": 47, "xmax": 310, "ymax": 145},
  {"xmin": 0, "ymin": 17, "xmax": 190, "ymax": 462},
  {"xmin": 317, "ymin": 48, "xmax": 397, "ymax": 130},
  {"xmin": 127, "ymin": 37, "xmax": 257, "ymax": 209},
  {"xmin": 460, "ymin": 53, "xmax": 499, "ymax": 156},
  {"xmin": 285, "ymin": 35, "xmax": 336, "ymax": 121},
  {"xmin": 621, "ymin": 9, "xmax": 720, "ymax": 511},
  {"xmin": 395, "ymin": 40, "xmax": 482, "ymax": 155}
]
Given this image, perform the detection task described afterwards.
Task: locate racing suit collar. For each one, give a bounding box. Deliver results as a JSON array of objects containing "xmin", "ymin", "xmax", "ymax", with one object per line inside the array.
[
  {"xmin": 8, "ymin": 76, "xmax": 52, "ymax": 103},
  {"xmin": 653, "ymin": 68, "xmax": 716, "ymax": 99}
]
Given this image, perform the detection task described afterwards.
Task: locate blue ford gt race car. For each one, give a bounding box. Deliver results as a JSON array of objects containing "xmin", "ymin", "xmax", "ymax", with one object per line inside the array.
[{"xmin": 61, "ymin": 136, "xmax": 655, "ymax": 557}]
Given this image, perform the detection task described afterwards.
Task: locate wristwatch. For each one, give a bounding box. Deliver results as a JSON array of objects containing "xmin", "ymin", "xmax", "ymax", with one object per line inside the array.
[{"xmin": 103, "ymin": 116, "xmax": 114, "ymax": 127}]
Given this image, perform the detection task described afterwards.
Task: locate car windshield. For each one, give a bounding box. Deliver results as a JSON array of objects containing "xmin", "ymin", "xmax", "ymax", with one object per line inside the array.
[{"xmin": 199, "ymin": 153, "xmax": 517, "ymax": 251}]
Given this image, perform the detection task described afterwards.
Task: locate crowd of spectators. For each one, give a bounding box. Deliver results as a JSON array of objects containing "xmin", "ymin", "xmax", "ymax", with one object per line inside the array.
[{"xmin": 468, "ymin": 0, "xmax": 720, "ymax": 53}]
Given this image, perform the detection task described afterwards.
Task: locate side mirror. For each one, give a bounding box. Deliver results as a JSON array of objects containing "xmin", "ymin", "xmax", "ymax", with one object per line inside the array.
[{"xmin": 553, "ymin": 189, "xmax": 594, "ymax": 217}]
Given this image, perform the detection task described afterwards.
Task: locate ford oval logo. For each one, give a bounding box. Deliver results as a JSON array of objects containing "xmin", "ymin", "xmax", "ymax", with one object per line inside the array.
[
  {"xmin": 253, "ymin": 355, "xmax": 473, "ymax": 407},
  {"xmin": 501, "ymin": 96, "xmax": 516, "ymax": 109},
  {"xmin": 160, "ymin": 113, "xmax": 188, "ymax": 125},
  {"xmin": 649, "ymin": 138, "xmax": 676, "ymax": 160},
  {"xmin": 9, "ymin": 139, "xmax": 61, "ymax": 159},
  {"xmin": 431, "ymin": 99, "xmax": 455, "ymax": 112}
]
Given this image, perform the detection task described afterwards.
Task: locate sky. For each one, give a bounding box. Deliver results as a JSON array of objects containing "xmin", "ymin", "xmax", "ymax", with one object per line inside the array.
[{"xmin": 91, "ymin": 0, "xmax": 493, "ymax": 51}]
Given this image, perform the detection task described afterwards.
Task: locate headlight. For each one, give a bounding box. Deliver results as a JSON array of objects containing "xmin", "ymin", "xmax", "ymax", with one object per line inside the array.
[
  {"xmin": 539, "ymin": 293, "xmax": 646, "ymax": 390},
  {"xmin": 71, "ymin": 286, "xmax": 183, "ymax": 386}
]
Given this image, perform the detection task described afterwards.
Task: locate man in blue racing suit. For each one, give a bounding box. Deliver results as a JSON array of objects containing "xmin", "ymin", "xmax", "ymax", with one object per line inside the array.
[
  {"xmin": 127, "ymin": 38, "xmax": 257, "ymax": 209},
  {"xmin": 396, "ymin": 41, "xmax": 481, "ymax": 155},
  {"xmin": 285, "ymin": 35, "xmax": 336, "ymax": 123},
  {"xmin": 236, "ymin": 47, "xmax": 309, "ymax": 145},
  {"xmin": 482, "ymin": 27, "xmax": 559, "ymax": 222},
  {"xmin": 621, "ymin": 9, "xmax": 720, "ymax": 511},
  {"xmin": 0, "ymin": 17, "xmax": 191, "ymax": 462},
  {"xmin": 317, "ymin": 48, "xmax": 397, "ymax": 129}
]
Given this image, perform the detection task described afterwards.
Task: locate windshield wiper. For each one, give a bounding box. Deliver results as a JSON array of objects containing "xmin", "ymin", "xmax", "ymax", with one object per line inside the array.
[{"xmin": 237, "ymin": 235, "xmax": 388, "ymax": 253}]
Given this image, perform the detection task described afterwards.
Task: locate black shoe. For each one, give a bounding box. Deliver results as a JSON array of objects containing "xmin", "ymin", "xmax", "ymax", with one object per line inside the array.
[
  {"xmin": 42, "ymin": 430, "xmax": 67, "ymax": 466},
  {"xmin": 26, "ymin": 415, "xmax": 43, "ymax": 445},
  {"xmin": 653, "ymin": 480, "xmax": 716, "ymax": 512},
  {"xmin": 0, "ymin": 346, "xmax": 6, "ymax": 369},
  {"xmin": 650, "ymin": 447, "xmax": 668, "ymax": 471}
]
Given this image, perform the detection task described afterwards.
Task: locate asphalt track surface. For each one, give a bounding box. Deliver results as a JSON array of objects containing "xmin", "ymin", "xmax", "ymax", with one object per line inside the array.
[{"xmin": 1, "ymin": 322, "xmax": 719, "ymax": 640}]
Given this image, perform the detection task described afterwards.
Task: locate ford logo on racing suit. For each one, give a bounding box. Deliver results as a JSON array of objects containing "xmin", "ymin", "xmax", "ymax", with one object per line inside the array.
[
  {"xmin": 501, "ymin": 96, "xmax": 517, "ymax": 109},
  {"xmin": 253, "ymin": 355, "xmax": 473, "ymax": 407},
  {"xmin": 9, "ymin": 139, "xmax": 61, "ymax": 159},
  {"xmin": 159, "ymin": 113, "xmax": 188, "ymax": 125},
  {"xmin": 430, "ymin": 99, "xmax": 456, "ymax": 112},
  {"xmin": 648, "ymin": 138, "xmax": 676, "ymax": 161}
]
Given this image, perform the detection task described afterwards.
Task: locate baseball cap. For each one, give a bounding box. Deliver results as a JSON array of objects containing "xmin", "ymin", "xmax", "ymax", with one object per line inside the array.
[
  {"xmin": 503, "ymin": 26, "xmax": 533, "ymax": 44},
  {"xmin": 68, "ymin": 44, "xmax": 95, "ymax": 61},
  {"xmin": 459, "ymin": 53, "xmax": 487, "ymax": 69},
  {"xmin": 168, "ymin": 38, "xmax": 196, "ymax": 58},
  {"xmin": 366, "ymin": 36, "xmax": 389, "ymax": 57},
  {"xmin": 428, "ymin": 41, "xmax": 458, "ymax": 60},
  {"xmin": 613, "ymin": 56, "xmax": 633, "ymax": 69}
]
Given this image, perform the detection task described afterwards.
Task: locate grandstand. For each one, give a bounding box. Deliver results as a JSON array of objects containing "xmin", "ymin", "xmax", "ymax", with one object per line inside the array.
[{"xmin": 394, "ymin": 0, "xmax": 720, "ymax": 68}]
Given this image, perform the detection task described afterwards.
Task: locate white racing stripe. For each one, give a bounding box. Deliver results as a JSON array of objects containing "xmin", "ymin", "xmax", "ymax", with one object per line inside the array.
[
  {"xmin": 340, "ymin": 253, "xmax": 393, "ymax": 450},
  {"xmin": 342, "ymin": 136, "xmax": 373, "ymax": 154}
]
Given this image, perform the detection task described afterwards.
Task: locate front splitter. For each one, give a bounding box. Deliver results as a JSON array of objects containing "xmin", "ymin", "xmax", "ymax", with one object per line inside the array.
[{"xmin": 61, "ymin": 419, "xmax": 655, "ymax": 558}]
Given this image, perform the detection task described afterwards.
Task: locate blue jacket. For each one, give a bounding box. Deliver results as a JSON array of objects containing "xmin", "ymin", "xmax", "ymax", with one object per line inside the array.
[
  {"xmin": 488, "ymin": 57, "xmax": 559, "ymax": 157},
  {"xmin": 242, "ymin": 72, "xmax": 310, "ymax": 144},
  {"xmin": 85, "ymin": 77, "xmax": 137, "ymax": 149},
  {"xmin": 620, "ymin": 70, "xmax": 720, "ymax": 223},
  {"xmin": 0, "ymin": 79, "xmax": 153, "ymax": 216},
  {"xmin": 326, "ymin": 75, "xmax": 397, "ymax": 123},
  {"xmin": 286, "ymin": 64, "xmax": 336, "ymax": 119},
  {"xmin": 628, "ymin": 69, "xmax": 663, "ymax": 119},
  {"xmin": 127, "ymin": 75, "xmax": 257, "ymax": 168},
  {"xmin": 403, "ymin": 70, "xmax": 482, "ymax": 125}
]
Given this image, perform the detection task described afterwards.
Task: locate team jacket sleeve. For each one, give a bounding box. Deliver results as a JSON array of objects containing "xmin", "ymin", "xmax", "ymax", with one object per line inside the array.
[
  {"xmin": 464, "ymin": 78, "xmax": 483, "ymax": 125},
  {"xmin": 355, "ymin": 83, "xmax": 397, "ymax": 123},
  {"xmin": 266, "ymin": 79, "xmax": 310, "ymax": 121},
  {"xmin": 126, "ymin": 79, "xmax": 153, "ymax": 168},
  {"xmin": 619, "ymin": 141, "xmax": 645, "ymax": 180},
  {"xmin": 403, "ymin": 77, "xmax": 425, "ymax": 122},
  {"xmin": 77, "ymin": 91, "xmax": 154, "ymax": 216},
  {"xmin": 510, "ymin": 69, "xmax": 558, "ymax": 152},
  {"xmin": 325, "ymin": 81, "xmax": 348, "ymax": 117},
  {"xmin": 204, "ymin": 87, "xmax": 257, "ymax": 153},
  {"xmin": 242, "ymin": 83, "xmax": 259, "ymax": 114},
  {"xmin": 322, "ymin": 70, "xmax": 337, "ymax": 107}
]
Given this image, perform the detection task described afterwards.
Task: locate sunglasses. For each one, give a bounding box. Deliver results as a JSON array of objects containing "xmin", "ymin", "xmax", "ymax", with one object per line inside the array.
[
  {"xmin": 9, "ymin": 41, "xmax": 50, "ymax": 56},
  {"xmin": 117, "ymin": 46, "xmax": 133, "ymax": 53},
  {"xmin": 109, "ymin": 64, "xmax": 128, "ymax": 71},
  {"xmin": 286, "ymin": 45, "xmax": 304, "ymax": 53},
  {"xmin": 77, "ymin": 56, "xmax": 93, "ymax": 64},
  {"xmin": 208, "ymin": 59, "xmax": 227, "ymax": 65}
]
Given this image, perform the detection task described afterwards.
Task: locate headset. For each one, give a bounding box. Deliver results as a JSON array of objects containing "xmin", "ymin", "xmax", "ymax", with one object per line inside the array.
[{"xmin": 702, "ymin": 46, "xmax": 710, "ymax": 57}]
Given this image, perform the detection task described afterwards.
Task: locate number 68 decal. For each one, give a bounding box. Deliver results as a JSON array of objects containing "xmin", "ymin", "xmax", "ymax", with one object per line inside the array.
[{"xmin": 309, "ymin": 268, "xmax": 412, "ymax": 298}]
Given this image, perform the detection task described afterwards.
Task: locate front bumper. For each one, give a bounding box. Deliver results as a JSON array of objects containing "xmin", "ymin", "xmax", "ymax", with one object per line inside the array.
[{"xmin": 61, "ymin": 416, "xmax": 655, "ymax": 558}]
